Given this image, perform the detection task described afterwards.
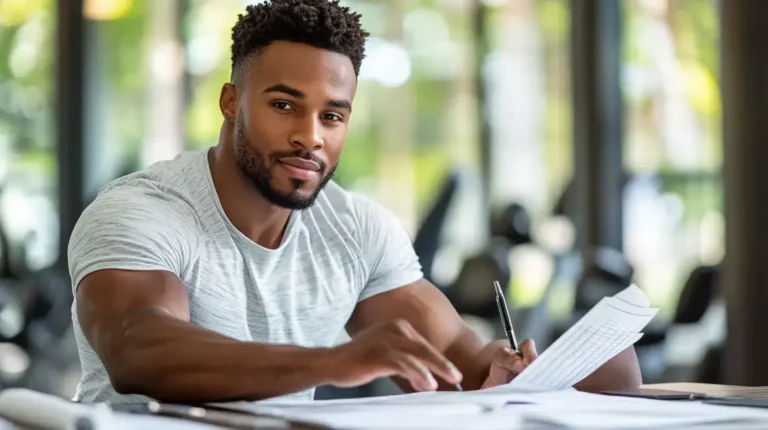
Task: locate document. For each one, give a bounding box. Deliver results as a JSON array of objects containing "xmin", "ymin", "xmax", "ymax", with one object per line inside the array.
[
  {"xmin": 520, "ymin": 390, "xmax": 768, "ymax": 429},
  {"xmin": 219, "ymin": 388, "xmax": 768, "ymax": 430},
  {"xmin": 508, "ymin": 284, "xmax": 657, "ymax": 391},
  {"xmin": 211, "ymin": 285, "xmax": 768, "ymax": 429}
]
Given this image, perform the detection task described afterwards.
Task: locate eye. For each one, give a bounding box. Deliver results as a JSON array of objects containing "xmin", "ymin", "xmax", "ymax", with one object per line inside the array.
[
  {"xmin": 271, "ymin": 101, "xmax": 294, "ymax": 111},
  {"xmin": 322, "ymin": 113, "xmax": 344, "ymax": 122}
]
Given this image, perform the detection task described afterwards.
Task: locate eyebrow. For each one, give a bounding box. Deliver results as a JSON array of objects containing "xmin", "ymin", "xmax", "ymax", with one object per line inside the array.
[
  {"xmin": 263, "ymin": 84, "xmax": 352, "ymax": 112},
  {"xmin": 327, "ymin": 99, "xmax": 352, "ymax": 111},
  {"xmin": 263, "ymin": 84, "xmax": 304, "ymax": 98}
]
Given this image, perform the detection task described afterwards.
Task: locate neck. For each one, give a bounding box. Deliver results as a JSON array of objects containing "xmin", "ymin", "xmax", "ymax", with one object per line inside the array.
[{"xmin": 208, "ymin": 131, "xmax": 291, "ymax": 249}]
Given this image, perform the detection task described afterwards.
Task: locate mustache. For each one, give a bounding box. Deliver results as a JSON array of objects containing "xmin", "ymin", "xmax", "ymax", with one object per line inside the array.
[{"xmin": 270, "ymin": 151, "xmax": 327, "ymax": 171}]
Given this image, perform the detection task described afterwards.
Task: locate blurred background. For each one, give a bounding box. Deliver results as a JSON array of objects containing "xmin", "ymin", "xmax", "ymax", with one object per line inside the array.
[{"xmin": 1, "ymin": 0, "xmax": 764, "ymax": 400}]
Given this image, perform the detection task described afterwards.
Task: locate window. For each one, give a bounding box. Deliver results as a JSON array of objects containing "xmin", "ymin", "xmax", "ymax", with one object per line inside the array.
[
  {"xmin": 91, "ymin": 0, "xmax": 185, "ymax": 173},
  {"xmin": 622, "ymin": 0, "xmax": 722, "ymax": 312},
  {"xmin": 0, "ymin": 0, "xmax": 57, "ymax": 271},
  {"xmin": 485, "ymin": 0, "xmax": 573, "ymax": 305}
]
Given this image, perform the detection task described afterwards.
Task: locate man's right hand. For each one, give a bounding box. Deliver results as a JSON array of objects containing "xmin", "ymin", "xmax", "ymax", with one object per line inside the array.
[{"xmin": 324, "ymin": 319, "xmax": 463, "ymax": 392}]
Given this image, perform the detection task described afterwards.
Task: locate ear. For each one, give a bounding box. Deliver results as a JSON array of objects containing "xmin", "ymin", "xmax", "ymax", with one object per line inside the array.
[{"xmin": 219, "ymin": 83, "xmax": 237, "ymax": 123}]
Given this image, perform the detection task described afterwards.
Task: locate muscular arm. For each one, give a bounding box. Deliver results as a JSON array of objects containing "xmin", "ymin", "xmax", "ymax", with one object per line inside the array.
[
  {"xmin": 347, "ymin": 279, "xmax": 642, "ymax": 392},
  {"xmin": 347, "ymin": 280, "xmax": 488, "ymax": 391},
  {"xmin": 77, "ymin": 269, "xmax": 337, "ymax": 403}
]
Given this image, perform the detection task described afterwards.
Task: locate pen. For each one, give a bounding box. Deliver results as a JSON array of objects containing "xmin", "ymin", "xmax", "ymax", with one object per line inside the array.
[{"xmin": 494, "ymin": 280, "xmax": 519, "ymax": 353}]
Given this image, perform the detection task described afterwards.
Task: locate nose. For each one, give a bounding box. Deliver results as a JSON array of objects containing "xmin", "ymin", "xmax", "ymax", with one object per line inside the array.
[{"xmin": 289, "ymin": 115, "xmax": 325, "ymax": 150}]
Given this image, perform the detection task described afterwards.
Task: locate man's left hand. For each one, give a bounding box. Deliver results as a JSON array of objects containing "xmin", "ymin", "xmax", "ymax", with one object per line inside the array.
[{"xmin": 480, "ymin": 339, "xmax": 538, "ymax": 389}]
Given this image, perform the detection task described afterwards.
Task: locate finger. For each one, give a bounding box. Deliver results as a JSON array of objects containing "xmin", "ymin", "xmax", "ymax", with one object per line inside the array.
[
  {"xmin": 520, "ymin": 339, "xmax": 538, "ymax": 365},
  {"xmin": 390, "ymin": 353, "xmax": 438, "ymax": 392},
  {"xmin": 397, "ymin": 331, "xmax": 463, "ymax": 385},
  {"xmin": 493, "ymin": 347, "xmax": 525, "ymax": 374}
]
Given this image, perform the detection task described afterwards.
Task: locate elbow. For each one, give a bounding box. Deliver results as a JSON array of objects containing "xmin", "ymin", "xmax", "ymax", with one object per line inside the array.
[
  {"xmin": 608, "ymin": 365, "xmax": 643, "ymax": 391},
  {"xmin": 110, "ymin": 371, "xmax": 142, "ymax": 396},
  {"xmin": 617, "ymin": 346, "xmax": 643, "ymax": 389},
  {"xmin": 575, "ymin": 346, "xmax": 642, "ymax": 392},
  {"xmin": 105, "ymin": 318, "xmax": 163, "ymax": 396},
  {"xmin": 106, "ymin": 354, "xmax": 156, "ymax": 396}
]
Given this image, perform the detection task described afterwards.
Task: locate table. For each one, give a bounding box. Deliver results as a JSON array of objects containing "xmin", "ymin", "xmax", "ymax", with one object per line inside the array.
[
  {"xmin": 6, "ymin": 384, "xmax": 768, "ymax": 429},
  {"xmin": 645, "ymin": 382, "xmax": 768, "ymax": 399}
]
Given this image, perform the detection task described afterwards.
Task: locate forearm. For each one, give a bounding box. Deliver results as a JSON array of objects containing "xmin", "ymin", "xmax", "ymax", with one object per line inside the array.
[
  {"xmin": 574, "ymin": 346, "xmax": 642, "ymax": 392},
  {"xmin": 445, "ymin": 328, "xmax": 497, "ymax": 391},
  {"xmin": 109, "ymin": 310, "xmax": 334, "ymax": 403}
]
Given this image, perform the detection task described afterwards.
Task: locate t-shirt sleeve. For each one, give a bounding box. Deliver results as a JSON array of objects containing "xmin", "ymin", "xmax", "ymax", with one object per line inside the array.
[
  {"xmin": 67, "ymin": 185, "xmax": 201, "ymax": 292},
  {"xmin": 351, "ymin": 195, "xmax": 424, "ymax": 302}
]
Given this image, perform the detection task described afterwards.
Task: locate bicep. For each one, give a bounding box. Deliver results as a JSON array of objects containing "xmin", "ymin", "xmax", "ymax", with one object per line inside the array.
[{"xmin": 77, "ymin": 269, "xmax": 190, "ymax": 368}]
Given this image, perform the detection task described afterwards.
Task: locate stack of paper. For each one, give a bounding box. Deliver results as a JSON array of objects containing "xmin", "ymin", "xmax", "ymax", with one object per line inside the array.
[
  {"xmin": 211, "ymin": 285, "xmax": 768, "ymax": 429},
  {"xmin": 220, "ymin": 387, "xmax": 768, "ymax": 430},
  {"xmin": 520, "ymin": 389, "xmax": 768, "ymax": 429},
  {"xmin": 509, "ymin": 284, "xmax": 657, "ymax": 392}
]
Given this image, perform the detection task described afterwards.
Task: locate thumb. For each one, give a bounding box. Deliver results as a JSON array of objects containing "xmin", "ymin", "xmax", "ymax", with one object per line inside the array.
[
  {"xmin": 495, "ymin": 346, "xmax": 524, "ymax": 373},
  {"xmin": 520, "ymin": 339, "xmax": 537, "ymax": 365}
]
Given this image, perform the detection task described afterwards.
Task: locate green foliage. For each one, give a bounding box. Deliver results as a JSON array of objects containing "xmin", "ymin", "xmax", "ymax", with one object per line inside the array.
[
  {"xmin": 0, "ymin": 0, "xmax": 54, "ymax": 168},
  {"xmin": 99, "ymin": 1, "xmax": 147, "ymax": 92}
]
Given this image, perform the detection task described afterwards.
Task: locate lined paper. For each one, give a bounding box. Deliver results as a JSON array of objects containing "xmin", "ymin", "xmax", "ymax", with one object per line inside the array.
[{"xmin": 509, "ymin": 284, "xmax": 657, "ymax": 391}]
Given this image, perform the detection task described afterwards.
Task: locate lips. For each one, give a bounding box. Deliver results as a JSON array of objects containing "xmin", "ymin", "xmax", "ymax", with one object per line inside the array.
[
  {"xmin": 278, "ymin": 157, "xmax": 321, "ymax": 172},
  {"xmin": 277, "ymin": 157, "xmax": 323, "ymax": 181}
]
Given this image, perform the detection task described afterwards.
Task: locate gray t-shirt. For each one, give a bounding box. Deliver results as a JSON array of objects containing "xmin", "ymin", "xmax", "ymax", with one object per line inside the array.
[{"xmin": 68, "ymin": 149, "xmax": 423, "ymax": 404}]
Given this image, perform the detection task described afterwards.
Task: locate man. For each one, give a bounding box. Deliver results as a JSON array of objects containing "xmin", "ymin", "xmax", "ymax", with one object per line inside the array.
[{"xmin": 69, "ymin": 0, "xmax": 641, "ymax": 404}]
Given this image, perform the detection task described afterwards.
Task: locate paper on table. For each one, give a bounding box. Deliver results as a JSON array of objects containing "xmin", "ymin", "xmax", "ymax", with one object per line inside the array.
[
  {"xmin": 218, "ymin": 389, "xmax": 768, "ymax": 430},
  {"xmin": 520, "ymin": 390, "xmax": 768, "ymax": 429},
  {"xmin": 525, "ymin": 411, "xmax": 767, "ymax": 429},
  {"xmin": 116, "ymin": 414, "xmax": 232, "ymax": 430},
  {"xmin": 509, "ymin": 284, "xmax": 657, "ymax": 391},
  {"xmin": 240, "ymin": 403, "xmax": 495, "ymax": 430}
]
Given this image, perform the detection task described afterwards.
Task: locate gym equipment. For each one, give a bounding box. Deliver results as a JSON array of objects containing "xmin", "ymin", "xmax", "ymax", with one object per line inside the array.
[
  {"xmin": 0, "ymin": 182, "xmax": 78, "ymax": 393},
  {"xmin": 675, "ymin": 264, "xmax": 723, "ymax": 384},
  {"xmin": 447, "ymin": 202, "xmax": 534, "ymax": 320},
  {"xmin": 412, "ymin": 171, "xmax": 461, "ymax": 288},
  {"xmin": 674, "ymin": 265, "xmax": 719, "ymax": 325}
]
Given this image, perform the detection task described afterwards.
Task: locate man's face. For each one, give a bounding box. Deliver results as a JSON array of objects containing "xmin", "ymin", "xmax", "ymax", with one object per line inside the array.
[{"xmin": 223, "ymin": 41, "xmax": 357, "ymax": 210}]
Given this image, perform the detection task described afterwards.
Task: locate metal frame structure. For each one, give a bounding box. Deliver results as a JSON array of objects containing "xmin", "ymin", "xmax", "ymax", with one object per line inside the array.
[
  {"xmin": 56, "ymin": 0, "xmax": 88, "ymax": 270},
  {"xmin": 722, "ymin": 0, "xmax": 768, "ymax": 386},
  {"xmin": 569, "ymin": 0, "xmax": 624, "ymax": 253},
  {"xmin": 473, "ymin": 0, "xmax": 492, "ymax": 212}
]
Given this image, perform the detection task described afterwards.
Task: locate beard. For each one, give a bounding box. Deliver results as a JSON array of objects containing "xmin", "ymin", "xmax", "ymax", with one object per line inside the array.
[{"xmin": 233, "ymin": 113, "xmax": 336, "ymax": 210}]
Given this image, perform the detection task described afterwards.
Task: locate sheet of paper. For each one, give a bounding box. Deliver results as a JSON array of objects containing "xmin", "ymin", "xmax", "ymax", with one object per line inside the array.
[
  {"xmin": 245, "ymin": 403, "xmax": 497, "ymax": 430},
  {"xmin": 519, "ymin": 391, "xmax": 768, "ymax": 429},
  {"xmin": 509, "ymin": 284, "xmax": 657, "ymax": 391},
  {"xmin": 116, "ymin": 414, "xmax": 225, "ymax": 430},
  {"xmin": 218, "ymin": 389, "xmax": 768, "ymax": 430},
  {"xmin": 0, "ymin": 418, "xmax": 15, "ymax": 430},
  {"xmin": 613, "ymin": 283, "xmax": 651, "ymax": 308},
  {"xmin": 525, "ymin": 410, "xmax": 765, "ymax": 429}
]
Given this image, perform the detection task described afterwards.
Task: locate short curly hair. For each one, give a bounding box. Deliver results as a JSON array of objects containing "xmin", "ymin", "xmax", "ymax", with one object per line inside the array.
[{"xmin": 230, "ymin": 0, "xmax": 369, "ymax": 81}]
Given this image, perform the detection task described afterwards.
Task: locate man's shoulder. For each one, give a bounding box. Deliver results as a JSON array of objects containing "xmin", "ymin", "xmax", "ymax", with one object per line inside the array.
[
  {"xmin": 84, "ymin": 150, "xmax": 209, "ymax": 228},
  {"xmin": 101, "ymin": 150, "xmax": 205, "ymax": 194},
  {"xmin": 97, "ymin": 151, "xmax": 206, "ymax": 206}
]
